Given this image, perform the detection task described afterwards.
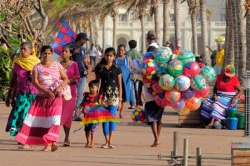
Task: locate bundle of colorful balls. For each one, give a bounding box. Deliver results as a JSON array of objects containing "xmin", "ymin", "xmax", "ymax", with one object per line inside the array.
[{"xmin": 129, "ymin": 47, "xmax": 216, "ymax": 122}]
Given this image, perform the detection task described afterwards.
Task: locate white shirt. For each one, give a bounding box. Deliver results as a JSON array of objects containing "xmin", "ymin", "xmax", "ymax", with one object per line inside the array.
[{"xmin": 88, "ymin": 47, "xmax": 97, "ymax": 57}]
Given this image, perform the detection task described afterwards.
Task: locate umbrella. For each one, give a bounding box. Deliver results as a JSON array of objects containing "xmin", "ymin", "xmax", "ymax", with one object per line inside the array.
[{"xmin": 80, "ymin": 104, "xmax": 119, "ymax": 125}]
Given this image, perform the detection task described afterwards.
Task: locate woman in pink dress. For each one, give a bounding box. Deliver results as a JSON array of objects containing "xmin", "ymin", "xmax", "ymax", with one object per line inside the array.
[
  {"xmin": 16, "ymin": 45, "xmax": 69, "ymax": 152},
  {"xmin": 60, "ymin": 45, "xmax": 80, "ymax": 146}
]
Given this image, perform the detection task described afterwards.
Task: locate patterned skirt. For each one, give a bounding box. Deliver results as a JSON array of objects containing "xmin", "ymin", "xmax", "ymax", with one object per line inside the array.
[
  {"xmin": 15, "ymin": 96, "xmax": 63, "ymax": 145},
  {"xmin": 201, "ymin": 91, "xmax": 236, "ymax": 122},
  {"xmin": 8, "ymin": 94, "xmax": 36, "ymax": 136}
]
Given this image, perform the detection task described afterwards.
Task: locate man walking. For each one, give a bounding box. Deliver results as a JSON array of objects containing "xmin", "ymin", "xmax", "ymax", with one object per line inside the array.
[
  {"xmin": 71, "ymin": 33, "xmax": 89, "ymax": 121},
  {"xmin": 206, "ymin": 44, "xmax": 224, "ymax": 75},
  {"xmin": 126, "ymin": 40, "xmax": 143, "ymax": 108}
]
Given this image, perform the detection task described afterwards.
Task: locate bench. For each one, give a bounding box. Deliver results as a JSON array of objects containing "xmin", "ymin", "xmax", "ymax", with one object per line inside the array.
[{"xmin": 178, "ymin": 86, "xmax": 245, "ymax": 127}]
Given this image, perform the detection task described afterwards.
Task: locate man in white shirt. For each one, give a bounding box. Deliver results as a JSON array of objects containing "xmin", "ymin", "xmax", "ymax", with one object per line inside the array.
[{"xmin": 139, "ymin": 30, "xmax": 164, "ymax": 147}]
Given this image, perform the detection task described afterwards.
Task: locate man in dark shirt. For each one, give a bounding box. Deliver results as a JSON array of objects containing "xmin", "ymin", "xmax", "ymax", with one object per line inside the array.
[{"xmin": 71, "ymin": 33, "xmax": 89, "ymax": 121}]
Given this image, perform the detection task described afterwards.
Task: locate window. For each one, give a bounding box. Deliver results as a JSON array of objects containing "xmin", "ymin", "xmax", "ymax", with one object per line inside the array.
[
  {"xmin": 170, "ymin": 14, "xmax": 175, "ymax": 22},
  {"xmin": 144, "ymin": 14, "xmax": 153, "ymax": 22},
  {"xmin": 119, "ymin": 14, "xmax": 127, "ymax": 22},
  {"xmin": 221, "ymin": 14, "xmax": 226, "ymax": 21}
]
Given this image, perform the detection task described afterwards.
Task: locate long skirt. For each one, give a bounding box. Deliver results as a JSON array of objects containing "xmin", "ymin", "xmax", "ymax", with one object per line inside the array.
[
  {"xmin": 201, "ymin": 91, "xmax": 236, "ymax": 122},
  {"xmin": 8, "ymin": 94, "xmax": 36, "ymax": 136},
  {"xmin": 61, "ymin": 97, "xmax": 76, "ymax": 128},
  {"xmin": 15, "ymin": 96, "xmax": 63, "ymax": 145}
]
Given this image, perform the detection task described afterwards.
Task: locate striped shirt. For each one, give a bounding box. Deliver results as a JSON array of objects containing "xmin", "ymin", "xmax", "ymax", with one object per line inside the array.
[{"xmin": 33, "ymin": 62, "xmax": 63, "ymax": 96}]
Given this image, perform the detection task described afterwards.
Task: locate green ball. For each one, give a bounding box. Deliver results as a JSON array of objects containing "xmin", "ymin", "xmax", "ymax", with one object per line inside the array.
[
  {"xmin": 167, "ymin": 60, "xmax": 184, "ymax": 77},
  {"xmin": 159, "ymin": 74, "xmax": 175, "ymax": 90},
  {"xmin": 200, "ymin": 66, "xmax": 216, "ymax": 82},
  {"xmin": 177, "ymin": 50, "xmax": 195, "ymax": 65},
  {"xmin": 154, "ymin": 47, "xmax": 171, "ymax": 64}
]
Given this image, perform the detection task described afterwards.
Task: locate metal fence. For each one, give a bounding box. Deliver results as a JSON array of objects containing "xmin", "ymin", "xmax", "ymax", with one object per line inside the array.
[{"xmin": 245, "ymin": 71, "xmax": 250, "ymax": 136}]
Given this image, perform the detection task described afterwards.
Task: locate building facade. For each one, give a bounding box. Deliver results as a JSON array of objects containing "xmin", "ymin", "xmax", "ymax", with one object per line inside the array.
[{"xmin": 94, "ymin": 0, "xmax": 226, "ymax": 54}]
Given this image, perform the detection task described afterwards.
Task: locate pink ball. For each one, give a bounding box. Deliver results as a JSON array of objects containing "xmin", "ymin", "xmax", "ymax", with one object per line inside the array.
[
  {"xmin": 155, "ymin": 93, "xmax": 170, "ymax": 107},
  {"xmin": 183, "ymin": 62, "xmax": 200, "ymax": 78},
  {"xmin": 141, "ymin": 73, "xmax": 157, "ymax": 84},
  {"xmin": 152, "ymin": 81, "xmax": 164, "ymax": 94},
  {"xmin": 195, "ymin": 84, "xmax": 210, "ymax": 98},
  {"xmin": 171, "ymin": 99, "xmax": 185, "ymax": 111}
]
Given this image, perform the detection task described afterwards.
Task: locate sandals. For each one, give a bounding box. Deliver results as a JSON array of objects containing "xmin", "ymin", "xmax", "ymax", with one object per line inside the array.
[
  {"xmin": 51, "ymin": 144, "xmax": 59, "ymax": 152},
  {"xmin": 102, "ymin": 145, "xmax": 109, "ymax": 149},
  {"xmin": 41, "ymin": 146, "xmax": 51, "ymax": 152},
  {"xmin": 18, "ymin": 145, "xmax": 31, "ymax": 149},
  {"xmin": 151, "ymin": 142, "xmax": 160, "ymax": 147},
  {"xmin": 128, "ymin": 106, "xmax": 136, "ymax": 109},
  {"xmin": 63, "ymin": 142, "xmax": 71, "ymax": 147}
]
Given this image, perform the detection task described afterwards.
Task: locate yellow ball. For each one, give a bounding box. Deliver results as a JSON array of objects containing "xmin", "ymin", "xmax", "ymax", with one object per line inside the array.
[{"xmin": 148, "ymin": 62, "xmax": 154, "ymax": 67}]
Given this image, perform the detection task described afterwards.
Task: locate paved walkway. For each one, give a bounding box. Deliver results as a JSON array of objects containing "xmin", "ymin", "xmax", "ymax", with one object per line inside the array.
[{"xmin": 0, "ymin": 70, "xmax": 249, "ymax": 166}]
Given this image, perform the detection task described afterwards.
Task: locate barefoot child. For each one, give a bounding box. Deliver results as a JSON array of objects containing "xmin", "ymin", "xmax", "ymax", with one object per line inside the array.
[
  {"xmin": 95, "ymin": 47, "xmax": 122, "ymax": 148},
  {"xmin": 79, "ymin": 80, "xmax": 103, "ymax": 148}
]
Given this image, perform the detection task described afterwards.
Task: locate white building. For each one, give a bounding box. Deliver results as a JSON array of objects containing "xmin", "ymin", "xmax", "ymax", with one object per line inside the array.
[{"xmin": 95, "ymin": 0, "xmax": 226, "ymax": 54}]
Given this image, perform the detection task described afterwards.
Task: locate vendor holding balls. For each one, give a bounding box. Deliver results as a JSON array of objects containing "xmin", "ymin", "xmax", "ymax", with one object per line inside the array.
[{"xmin": 201, "ymin": 65, "xmax": 244, "ymax": 129}]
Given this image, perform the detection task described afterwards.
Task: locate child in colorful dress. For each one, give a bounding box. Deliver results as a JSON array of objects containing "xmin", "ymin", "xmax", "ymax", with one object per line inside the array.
[
  {"xmin": 95, "ymin": 47, "xmax": 122, "ymax": 148},
  {"xmin": 79, "ymin": 80, "xmax": 103, "ymax": 148}
]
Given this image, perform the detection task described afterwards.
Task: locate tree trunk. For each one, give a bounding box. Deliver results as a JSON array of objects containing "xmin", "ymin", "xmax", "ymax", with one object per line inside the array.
[
  {"xmin": 139, "ymin": 12, "xmax": 146, "ymax": 54},
  {"xmin": 174, "ymin": 0, "xmax": 181, "ymax": 46},
  {"xmin": 154, "ymin": 2, "xmax": 160, "ymax": 43},
  {"xmin": 238, "ymin": 0, "xmax": 247, "ymax": 86},
  {"xmin": 232, "ymin": 0, "xmax": 239, "ymax": 70},
  {"xmin": 247, "ymin": 4, "xmax": 250, "ymax": 71},
  {"xmin": 112, "ymin": 13, "xmax": 117, "ymax": 49},
  {"xmin": 223, "ymin": 0, "xmax": 229, "ymax": 66},
  {"xmin": 102, "ymin": 17, "xmax": 106, "ymax": 55},
  {"xmin": 200, "ymin": 0, "xmax": 210, "ymax": 65},
  {"xmin": 162, "ymin": 0, "xmax": 171, "ymax": 45},
  {"xmin": 224, "ymin": 0, "xmax": 234, "ymax": 67},
  {"xmin": 89, "ymin": 19, "xmax": 94, "ymax": 44},
  {"xmin": 191, "ymin": 13, "xmax": 198, "ymax": 56}
]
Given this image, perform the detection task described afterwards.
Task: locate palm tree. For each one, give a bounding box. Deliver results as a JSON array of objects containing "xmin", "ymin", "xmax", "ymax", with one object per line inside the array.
[
  {"xmin": 232, "ymin": 0, "xmax": 239, "ymax": 68},
  {"xmin": 174, "ymin": 0, "xmax": 181, "ymax": 46},
  {"xmin": 187, "ymin": 0, "xmax": 198, "ymax": 56},
  {"xmin": 150, "ymin": 0, "xmax": 160, "ymax": 42},
  {"xmin": 247, "ymin": 5, "xmax": 250, "ymax": 71},
  {"xmin": 111, "ymin": 10, "xmax": 118, "ymax": 49},
  {"xmin": 162, "ymin": 0, "xmax": 172, "ymax": 45},
  {"xmin": 237, "ymin": 0, "xmax": 247, "ymax": 85},
  {"xmin": 199, "ymin": 0, "xmax": 210, "ymax": 65},
  {"xmin": 223, "ymin": 0, "xmax": 234, "ymax": 70}
]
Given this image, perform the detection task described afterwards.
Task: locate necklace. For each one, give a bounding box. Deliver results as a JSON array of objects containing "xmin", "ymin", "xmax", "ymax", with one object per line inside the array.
[{"xmin": 61, "ymin": 61, "xmax": 72, "ymax": 69}]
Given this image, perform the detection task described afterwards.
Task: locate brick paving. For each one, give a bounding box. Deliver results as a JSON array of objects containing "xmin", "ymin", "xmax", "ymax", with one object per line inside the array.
[{"xmin": 0, "ymin": 70, "xmax": 249, "ymax": 166}]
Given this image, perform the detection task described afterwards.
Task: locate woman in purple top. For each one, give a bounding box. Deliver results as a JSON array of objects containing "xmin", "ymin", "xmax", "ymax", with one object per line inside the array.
[
  {"xmin": 60, "ymin": 45, "xmax": 80, "ymax": 146},
  {"xmin": 5, "ymin": 42, "xmax": 40, "ymax": 142}
]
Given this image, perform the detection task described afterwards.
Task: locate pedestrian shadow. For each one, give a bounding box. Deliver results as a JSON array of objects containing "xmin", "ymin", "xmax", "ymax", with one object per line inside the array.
[{"xmin": 124, "ymin": 122, "xmax": 179, "ymax": 128}]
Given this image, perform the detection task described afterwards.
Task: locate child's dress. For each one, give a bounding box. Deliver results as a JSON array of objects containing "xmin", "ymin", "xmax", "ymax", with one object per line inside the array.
[{"xmin": 82, "ymin": 92, "xmax": 103, "ymax": 132}]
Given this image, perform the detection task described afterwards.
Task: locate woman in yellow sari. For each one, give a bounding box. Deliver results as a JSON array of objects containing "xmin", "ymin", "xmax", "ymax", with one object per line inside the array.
[{"xmin": 5, "ymin": 42, "xmax": 40, "ymax": 148}]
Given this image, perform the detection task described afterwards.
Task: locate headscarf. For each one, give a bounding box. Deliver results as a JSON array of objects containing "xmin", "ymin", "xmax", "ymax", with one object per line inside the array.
[{"xmin": 14, "ymin": 48, "xmax": 40, "ymax": 71}]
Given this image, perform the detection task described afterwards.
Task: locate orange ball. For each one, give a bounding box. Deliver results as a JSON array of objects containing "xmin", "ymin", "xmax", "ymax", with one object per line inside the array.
[
  {"xmin": 165, "ymin": 88, "xmax": 181, "ymax": 103},
  {"xmin": 185, "ymin": 97, "xmax": 202, "ymax": 110}
]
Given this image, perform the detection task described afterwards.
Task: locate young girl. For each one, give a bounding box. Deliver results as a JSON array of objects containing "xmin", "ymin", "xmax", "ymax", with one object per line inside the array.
[
  {"xmin": 116, "ymin": 44, "xmax": 135, "ymax": 118},
  {"xmin": 95, "ymin": 47, "xmax": 122, "ymax": 148},
  {"xmin": 79, "ymin": 80, "xmax": 102, "ymax": 148},
  {"xmin": 60, "ymin": 45, "xmax": 80, "ymax": 146}
]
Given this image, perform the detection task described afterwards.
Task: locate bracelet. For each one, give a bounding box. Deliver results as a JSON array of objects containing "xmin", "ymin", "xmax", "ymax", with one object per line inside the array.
[
  {"xmin": 59, "ymin": 84, "xmax": 63, "ymax": 88},
  {"xmin": 119, "ymin": 98, "xmax": 122, "ymax": 101}
]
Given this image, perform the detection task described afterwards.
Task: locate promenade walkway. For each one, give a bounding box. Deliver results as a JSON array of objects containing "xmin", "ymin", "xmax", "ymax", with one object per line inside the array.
[{"xmin": 0, "ymin": 71, "xmax": 248, "ymax": 166}]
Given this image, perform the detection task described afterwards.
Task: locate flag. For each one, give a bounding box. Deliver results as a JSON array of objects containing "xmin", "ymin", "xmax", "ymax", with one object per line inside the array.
[{"xmin": 51, "ymin": 20, "xmax": 77, "ymax": 55}]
